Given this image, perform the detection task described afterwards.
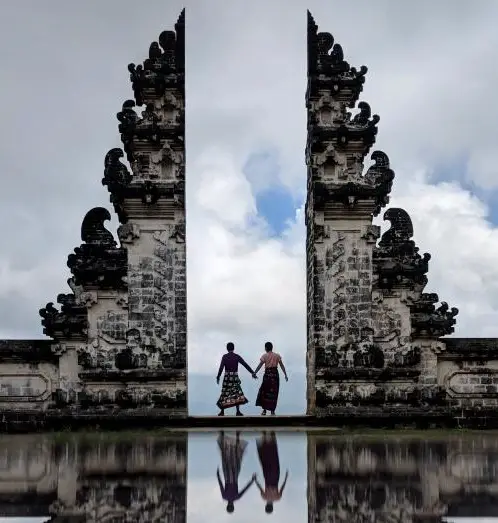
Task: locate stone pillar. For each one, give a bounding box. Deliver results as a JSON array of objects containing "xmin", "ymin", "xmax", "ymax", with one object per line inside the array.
[
  {"xmin": 103, "ymin": 11, "xmax": 187, "ymax": 414},
  {"xmin": 306, "ymin": 12, "xmax": 393, "ymax": 416}
]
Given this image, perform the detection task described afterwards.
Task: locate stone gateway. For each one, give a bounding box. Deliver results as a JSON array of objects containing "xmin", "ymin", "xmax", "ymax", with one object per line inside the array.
[{"xmin": 0, "ymin": 10, "xmax": 496, "ymax": 429}]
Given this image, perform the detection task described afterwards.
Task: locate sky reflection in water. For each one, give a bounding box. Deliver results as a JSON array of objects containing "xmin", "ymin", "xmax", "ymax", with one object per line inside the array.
[{"xmin": 0, "ymin": 430, "xmax": 497, "ymax": 522}]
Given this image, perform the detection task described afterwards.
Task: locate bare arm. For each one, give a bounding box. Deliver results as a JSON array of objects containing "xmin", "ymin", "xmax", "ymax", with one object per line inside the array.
[
  {"xmin": 217, "ymin": 468, "xmax": 225, "ymax": 495},
  {"xmin": 255, "ymin": 478, "xmax": 264, "ymax": 495},
  {"xmin": 254, "ymin": 362, "xmax": 263, "ymax": 374},
  {"xmin": 279, "ymin": 470, "xmax": 289, "ymax": 496},
  {"xmin": 239, "ymin": 476, "xmax": 255, "ymax": 498},
  {"xmin": 278, "ymin": 358, "xmax": 288, "ymax": 380},
  {"xmin": 216, "ymin": 356, "xmax": 225, "ymax": 382}
]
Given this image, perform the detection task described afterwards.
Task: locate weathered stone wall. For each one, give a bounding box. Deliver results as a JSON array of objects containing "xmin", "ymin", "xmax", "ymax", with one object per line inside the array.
[
  {"xmin": 308, "ymin": 434, "xmax": 498, "ymax": 522},
  {"xmin": 0, "ymin": 434, "xmax": 187, "ymax": 522},
  {"xmin": 436, "ymin": 338, "xmax": 498, "ymax": 425}
]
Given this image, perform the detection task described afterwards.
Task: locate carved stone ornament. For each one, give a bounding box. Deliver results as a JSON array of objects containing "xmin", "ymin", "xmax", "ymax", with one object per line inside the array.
[
  {"xmin": 40, "ymin": 293, "xmax": 88, "ymax": 341},
  {"xmin": 307, "ymin": 10, "xmax": 367, "ymax": 105},
  {"xmin": 127, "ymin": 9, "xmax": 185, "ymax": 105},
  {"xmin": 51, "ymin": 343, "xmax": 69, "ymax": 356},
  {"xmin": 101, "ymin": 148, "xmax": 133, "ymax": 223},
  {"xmin": 373, "ymin": 207, "xmax": 431, "ymax": 289},
  {"xmin": 78, "ymin": 291, "xmax": 98, "ymax": 309},
  {"xmin": 115, "ymin": 295, "xmax": 129, "ymax": 308},
  {"xmin": 310, "ymin": 103, "xmax": 380, "ymax": 154},
  {"xmin": 66, "ymin": 207, "xmax": 127, "ymax": 290},
  {"xmin": 117, "ymin": 221, "xmax": 140, "ymax": 243},
  {"xmin": 410, "ymin": 293, "xmax": 459, "ymax": 338},
  {"xmin": 312, "ymin": 150, "xmax": 395, "ymax": 216}
]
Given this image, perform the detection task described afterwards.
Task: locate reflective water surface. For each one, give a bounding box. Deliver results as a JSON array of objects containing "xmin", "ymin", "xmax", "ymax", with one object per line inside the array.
[{"xmin": 0, "ymin": 430, "xmax": 497, "ymax": 522}]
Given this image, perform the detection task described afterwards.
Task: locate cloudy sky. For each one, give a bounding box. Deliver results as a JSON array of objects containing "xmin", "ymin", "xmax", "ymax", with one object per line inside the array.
[{"xmin": 2, "ymin": 0, "xmax": 498, "ymax": 413}]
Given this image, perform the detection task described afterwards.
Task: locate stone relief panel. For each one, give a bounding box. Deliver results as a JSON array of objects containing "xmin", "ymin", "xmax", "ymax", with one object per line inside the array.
[
  {"xmin": 126, "ymin": 222, "xmax": 186, "ymax": 371},
  {"xmin": 78, "ymin": 381, "xmax": 186, "ymax": 410},
  {"xmin": 0, "ymin": 363, "xmax": 57, "ymax": 409},
  {"xmin": 322, "ymin": 230, "xmax": 374, "ymax": 362},
  {"xmin": 372, "ymin": 294, "xmax": 414, "ymax": 367}
]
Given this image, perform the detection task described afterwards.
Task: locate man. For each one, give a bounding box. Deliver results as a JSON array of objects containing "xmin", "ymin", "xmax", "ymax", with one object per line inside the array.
[
  {"xmin": 254, "ymin": 341, "xmax": 289, "ymax": 416},
  {"xmin": 216, "ymin": 342, "xmax": 257, "ymax": 416}
]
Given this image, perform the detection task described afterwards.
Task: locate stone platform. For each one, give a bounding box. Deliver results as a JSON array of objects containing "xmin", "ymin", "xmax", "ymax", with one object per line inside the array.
[{"xmin": 0, "ymin": 408, "xmax": 495, "ymax": 433}]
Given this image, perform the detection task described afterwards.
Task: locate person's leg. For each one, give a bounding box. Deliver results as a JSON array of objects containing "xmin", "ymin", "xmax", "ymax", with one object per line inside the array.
[
  {"xmin": 236, "ymin": 405, "xmax": 243, "ymax": 416},
  {"xmin": 218, "ymin": 408, "xmax": 225, "ymax": 416}
]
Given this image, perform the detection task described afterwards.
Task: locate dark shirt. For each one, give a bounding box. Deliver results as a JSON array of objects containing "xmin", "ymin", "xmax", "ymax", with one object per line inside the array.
[{"xmin": 217, "ymin": 352, "xmax": 254, "ymax": 379}]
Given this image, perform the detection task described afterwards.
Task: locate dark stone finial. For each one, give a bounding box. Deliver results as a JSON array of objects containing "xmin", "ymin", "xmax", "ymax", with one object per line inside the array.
[
  {"xmin": 81, "ymin": 207, "xmax": 116, "ymax": 247},
  {"xmin": 127, "ymin": 11, "xmax": 185, "ymax": 104},
  {"xmin": 380, "ymin": 208, "xmax": 414, "ymax": 246},
  {"xmin": 65, "ymin": 208, "xmax": 127, "ymax": 290},
  {"xmin": 374, "ymin": 207, "xmax": 431, "ymax": 289},
  {"xmin": 307, "ymin": 12, "xmax": 367, "ymax": 106},
  {"xmin": 39, "ymin": 295, "xmax": 87, "ymax": 340},
  {"xmin": 102, "ymin": 148, "xmax": 132, "ymax": 223}
]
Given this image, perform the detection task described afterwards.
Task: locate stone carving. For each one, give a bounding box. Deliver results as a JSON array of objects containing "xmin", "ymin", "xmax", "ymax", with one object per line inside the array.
[
  {"xmin": 39, "ymin": 294, "xmax": 87, "ymax": 341},
  {"xmin": 411, "ymin": 293, "xmax": 459, "ymax": 337},
  {"xmin": 67, "ymin": 207, "xmax": 127, "ymax": 290},
  {"xmin": 128, "ymin": 9, "xmax": 185, "ymax": 105},
  {"xmin": 102, "ymin": 148, "xmax": 133, "ymax": 223},
  {"xmin": 374, "ymin": 208, "xmax": 431, "ymax": 289},
  {"xmin": 307, "ymin": 10, "xmax": 368, "ymax": 105},
  {"xmin": 117, "ymin": 221, "xmax": 140, "ymax": 243},
  {"xmin": 312, "ymin": 151, "xmax": 394, "ymax": 217}
]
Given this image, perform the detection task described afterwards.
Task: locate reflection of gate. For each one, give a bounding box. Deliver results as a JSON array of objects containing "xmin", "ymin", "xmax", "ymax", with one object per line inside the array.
[{"xmin": 0, "ymin": 435, "xmax": 187, "ymax": 522}]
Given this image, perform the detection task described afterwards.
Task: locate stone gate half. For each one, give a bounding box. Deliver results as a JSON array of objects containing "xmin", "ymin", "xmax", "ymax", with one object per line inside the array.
[
  {"xmin": 305, "ymin": 11, "xmax": 498, "ymax": 426},
  {"xmin": 0, "ymin": 10, "xmax": 496, "ymax": 429}
]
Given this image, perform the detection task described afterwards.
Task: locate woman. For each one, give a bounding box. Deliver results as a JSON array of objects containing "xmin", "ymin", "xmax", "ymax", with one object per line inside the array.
[
  {"xmin": 216, "ymin": 341, "xmax": 257, "ymax": 416},
  {"xmin": 217, "ymin": 430, "xmax": 256, "ymax": 513},
  {"xmin": 254, "ymin": 341, "xmax": 288, "ymax": 416},
  {"xmin": 255, "ymin": 431, "xmax": 289, "ymax": 514}
]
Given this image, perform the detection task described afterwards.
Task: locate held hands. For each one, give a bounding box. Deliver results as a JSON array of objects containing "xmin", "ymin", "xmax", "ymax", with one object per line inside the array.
[
  {"xmin": 285, "ymin": 375, "xmax": 289, "ymax": 382},
  {"xmin": 252, "ymin": 372, "xmax": 258, "ymax": 379}
]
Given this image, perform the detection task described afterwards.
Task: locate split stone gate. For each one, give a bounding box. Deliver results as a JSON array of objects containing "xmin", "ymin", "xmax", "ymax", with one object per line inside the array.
[{"xmin": 0, "ymin": 10, "xmax": 497, "ymax": 428}]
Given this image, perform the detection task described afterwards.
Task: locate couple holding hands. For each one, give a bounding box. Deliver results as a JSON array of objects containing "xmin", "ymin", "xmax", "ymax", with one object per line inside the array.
[{"xmin": 216, "ymin": 341, "xmax": 289, "ymax": 416}]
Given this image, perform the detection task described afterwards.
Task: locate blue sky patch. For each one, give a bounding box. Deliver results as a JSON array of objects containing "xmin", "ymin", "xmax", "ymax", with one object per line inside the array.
[
  {"xmin": 243, "ymin": 149, "xmax": 280, "ymax": 192},
  {"xmin": 243, "ymin": 149, "xmax": 301, "ymax": 236},
  {"xmin": 255, "ymin": 185, "xmax": 297, "ymax": 236}
]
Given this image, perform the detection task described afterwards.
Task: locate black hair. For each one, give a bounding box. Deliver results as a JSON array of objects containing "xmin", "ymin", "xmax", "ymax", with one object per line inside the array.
[
  {"xmin": 264, "ymin": 341, "xmax": 273, "ymax": 352},
  {"xmin": 227, "ymin": 502, "xmax": 234, "ymax": 512},
  {"xmin": 227, "ymin": 342, "xmax": 235, "ymax": 351},
  {"xmin": 265, "ymin": 502, "xmax": 273, "ymax": 513}
]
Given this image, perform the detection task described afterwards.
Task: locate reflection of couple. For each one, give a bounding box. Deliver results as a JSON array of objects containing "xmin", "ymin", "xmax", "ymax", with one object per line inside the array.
[
  {"xmin": 216, "ymin": 430, "xmax": 289, "ymax": 513},
  {"xmin": 216, "ymin": 341, "xmax": 289, "ymax": 416}
]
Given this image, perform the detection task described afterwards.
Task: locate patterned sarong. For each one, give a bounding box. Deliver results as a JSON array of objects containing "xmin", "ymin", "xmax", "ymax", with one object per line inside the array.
[
  {"xmin": 256, "ymin": 367, "xmax": 280, "ymax": 411},
  {"xmin": 217, "ymin": 372, "xmax": 248, "ymax": 409}
]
